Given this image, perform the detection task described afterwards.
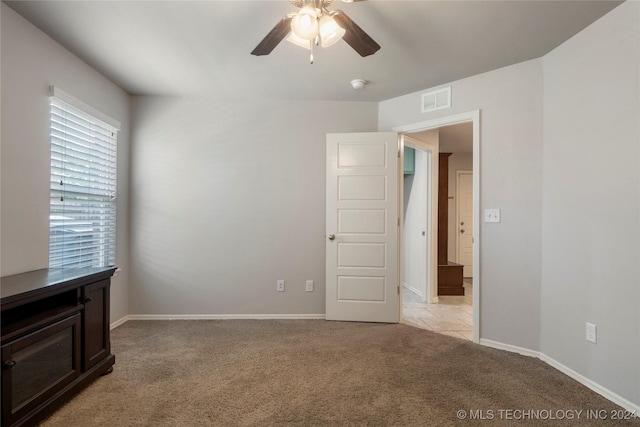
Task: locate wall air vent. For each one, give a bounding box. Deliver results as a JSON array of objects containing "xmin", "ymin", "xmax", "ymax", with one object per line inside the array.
[{"xmin": 421, "ymin": 86, "xmax": 451, "ymax": 113}]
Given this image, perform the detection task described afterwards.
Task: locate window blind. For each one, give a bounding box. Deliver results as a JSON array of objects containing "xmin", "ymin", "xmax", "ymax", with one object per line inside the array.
[{"xmin": 49, "ymin": 96, "xmax": 118, "ymax": 268}]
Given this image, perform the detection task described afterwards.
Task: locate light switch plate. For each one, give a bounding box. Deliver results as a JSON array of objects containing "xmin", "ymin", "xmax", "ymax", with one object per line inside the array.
[
  {"xmin": 586, "ymin": 322, "xmax": 597, "ymax": 344},
  {"xmin": 484, "ymin": 208, "xmax": 501, "ymax": 223}
]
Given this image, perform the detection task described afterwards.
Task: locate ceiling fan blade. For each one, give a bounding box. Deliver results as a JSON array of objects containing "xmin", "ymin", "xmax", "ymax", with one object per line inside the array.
[
  {"xmin": 251, "ymin": 17, "xmax": 293, "ymax": 56},
  {"xmin": 333, "ymin": 11, "xmax": 380, "ymax": 57}
]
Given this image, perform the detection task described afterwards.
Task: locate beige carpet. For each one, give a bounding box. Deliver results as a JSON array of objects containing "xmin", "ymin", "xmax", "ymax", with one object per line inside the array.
[{"xmin": 41, "ymin": 320, "xmax": 638, "ymax": 426}]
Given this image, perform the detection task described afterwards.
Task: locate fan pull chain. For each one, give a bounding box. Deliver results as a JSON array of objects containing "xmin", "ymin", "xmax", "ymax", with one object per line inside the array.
[{"xmin": 309, "ymin": 39, "xmax": 314, "ymax": 64}]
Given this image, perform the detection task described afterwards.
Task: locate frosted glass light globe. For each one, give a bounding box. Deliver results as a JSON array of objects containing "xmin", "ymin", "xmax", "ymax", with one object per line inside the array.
[
  {"xmin": 291, "ymin": 5, "xmax": 319, "ymax": 40},
  {"xmin": 319, "ymin": 15, "xmax": 345, "ymax": 47}
]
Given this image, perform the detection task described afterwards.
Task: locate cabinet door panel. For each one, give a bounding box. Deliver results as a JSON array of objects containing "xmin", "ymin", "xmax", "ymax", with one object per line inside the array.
[
  {"xmin": 1, "ymin": 314, "xmax": 81, "ymax": 425},
  {"xmin": 82, "ymin": 280, "xmax": 110, "ymax": 370}
]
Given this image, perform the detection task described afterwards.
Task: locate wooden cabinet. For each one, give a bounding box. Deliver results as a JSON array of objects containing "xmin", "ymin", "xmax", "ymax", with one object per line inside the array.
[{"xmin": 1, "ymin": 267, "xmax": 116, "ymax": 427}]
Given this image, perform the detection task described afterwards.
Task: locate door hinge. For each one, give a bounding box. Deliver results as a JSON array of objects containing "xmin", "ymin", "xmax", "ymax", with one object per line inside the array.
[
  {"xmin": 397, "ymin": 286, "xmax": 400, "ymax": 295},
  {"xmin": 398, "ymin": 149, "xmax": 401, "ymax": 158},
  {"xmin": 398, "ymin": 218, "xmax": 400, "ymax": 227}
]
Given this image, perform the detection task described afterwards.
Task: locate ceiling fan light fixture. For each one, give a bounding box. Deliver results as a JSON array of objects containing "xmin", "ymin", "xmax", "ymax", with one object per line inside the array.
[
  {"xmin": 319, "ymin": 15, "xmax": 345, "ymax": 47},
  {"xmin": 286, "ymin": 31, "xmax": 312, "ymax": 50},
  {"xmin": 251, "ymin": 0, "xmax": 380, "ymax": 62},
  {"xmin": 291, "ymin": 5, "xmax": 319, "ymax": 40}
]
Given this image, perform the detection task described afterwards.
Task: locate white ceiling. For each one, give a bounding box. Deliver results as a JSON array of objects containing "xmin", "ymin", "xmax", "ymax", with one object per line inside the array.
[{"xmin": 5, "ymin": 0, "xmax": 622, "ymax": 102}]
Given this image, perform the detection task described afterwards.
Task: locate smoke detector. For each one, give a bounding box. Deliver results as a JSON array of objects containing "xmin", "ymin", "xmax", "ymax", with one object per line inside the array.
[{"xmin": 351, "ymin": 79, "xmax": 367, "ymax": 90}]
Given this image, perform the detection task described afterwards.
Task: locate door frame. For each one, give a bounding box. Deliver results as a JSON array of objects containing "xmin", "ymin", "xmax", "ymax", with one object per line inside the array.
[
  {"xmin": 394, "ymin": 110, "xmax": 480, "ymax": 343},
  {"xmin": 456, "ymin": 170, "xmax": 473, "ymax": 276}
]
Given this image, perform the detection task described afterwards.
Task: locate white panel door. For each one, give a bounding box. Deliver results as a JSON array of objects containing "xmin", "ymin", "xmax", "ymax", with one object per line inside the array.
[
  {"xmin": 457, "ymin": 172, "xmax": 473, "ymax": 277},
  {"xmin": 326, "ymin": 132, "xmax": 399, "ymax": 323}
]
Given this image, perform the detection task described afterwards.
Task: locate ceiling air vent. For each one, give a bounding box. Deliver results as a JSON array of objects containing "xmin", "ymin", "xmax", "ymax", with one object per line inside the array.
[{"xmin": 421, "ymin": 86, "xmax": 451, "ymax": 113}]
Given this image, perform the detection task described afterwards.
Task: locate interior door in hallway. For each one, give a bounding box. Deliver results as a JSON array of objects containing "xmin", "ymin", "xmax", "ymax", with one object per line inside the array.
[
  {"xmin": 326, "ymin": 132, "xmax": 399, "ymax": 323},
  {"xmin": 456, "ymin": 171, "xmax": 473, "ymax": 277}
]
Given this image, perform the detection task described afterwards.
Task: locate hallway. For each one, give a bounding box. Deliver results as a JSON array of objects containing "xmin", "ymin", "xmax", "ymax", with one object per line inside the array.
[{"xmin": 402, "ymin": 280, "xmax": 473, "ymax": 340}]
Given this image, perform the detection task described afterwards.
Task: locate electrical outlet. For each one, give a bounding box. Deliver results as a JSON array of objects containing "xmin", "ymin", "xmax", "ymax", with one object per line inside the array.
[
  {"xmin": 306, "ymin": 280, "xmax": 314, "ymax": 292},
  {"xmin": 276, "ymin": 280, "xmax": 285, "ymax": 292},
  {"xmin": 586, "ymin": 322, "xmax": 597, "ymax": 344},
  {"xmin": 484, "ymin": 208, "xmax": 501, "ymax": 223}
]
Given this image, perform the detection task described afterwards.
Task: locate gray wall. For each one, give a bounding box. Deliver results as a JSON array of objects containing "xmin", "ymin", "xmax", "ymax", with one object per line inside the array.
[
  {"xmin": 129, "ymin": 96, "xmax": 377, "ymax": 315},
  {"xmin": 541, "ymin": 1, "xmax": 639, "ymax": 406},
  {"xmin": 0, "ymin": 4, "xmax": 131, "ymax": 323},
  {"xmin": 379, "ymin": 59, "xmax": 544, "ymax": 351}
]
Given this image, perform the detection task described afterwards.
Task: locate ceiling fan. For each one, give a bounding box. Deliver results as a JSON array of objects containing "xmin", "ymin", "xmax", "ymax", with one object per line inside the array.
[{"xmin": 251, "ymin": 0, "xmax": 380, "ymax": 63}]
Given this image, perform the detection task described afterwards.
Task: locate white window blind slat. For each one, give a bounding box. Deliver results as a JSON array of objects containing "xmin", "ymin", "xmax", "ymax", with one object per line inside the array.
[
  {"xmin": 50, "ymin": 118, "xmax": 116, "ymax": 144},
  {"xmin": 51, "ymin": 135, "xmax": 116, "ymax": 160},
  {"xmin": 51, "ymin": 134, "xmax": 117, "ymax": 154},
  {"xmin": 51, "ymin": 141, "xmax": 116, "ymax": 161},
  {"xmin": 51, "ymin": 165, "xmax": 116, "ymax": 181},
  {"xmin": 49, "ymin": 94, "xmax": 118, "ymax": 269}
]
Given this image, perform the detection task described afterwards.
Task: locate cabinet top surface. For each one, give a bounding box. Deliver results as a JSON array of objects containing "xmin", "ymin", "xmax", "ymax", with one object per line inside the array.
[{"xmin": 1, "ymin": 267, "xmax": 116, "ymax": 303}]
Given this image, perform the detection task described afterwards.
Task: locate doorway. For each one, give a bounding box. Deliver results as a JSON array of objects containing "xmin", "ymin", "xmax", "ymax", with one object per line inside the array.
[{"xmin": 396, "ymin": 111, "xmax": 480, "ymax": 343}]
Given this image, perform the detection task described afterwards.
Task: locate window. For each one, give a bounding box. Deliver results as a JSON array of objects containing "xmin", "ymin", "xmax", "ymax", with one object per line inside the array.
[{"xmin": 49, "ymin": 88, "xmax": 119, "ymax": 268}]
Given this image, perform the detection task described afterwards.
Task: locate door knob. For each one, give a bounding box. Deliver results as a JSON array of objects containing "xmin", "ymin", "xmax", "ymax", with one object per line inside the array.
[
  {"xmin": 328, "ymin": 234, "xmax": 336, "ymax": 241},
  {"xmin": 460, "ymin": 229, "xmax": 465, "ymax": 234}
]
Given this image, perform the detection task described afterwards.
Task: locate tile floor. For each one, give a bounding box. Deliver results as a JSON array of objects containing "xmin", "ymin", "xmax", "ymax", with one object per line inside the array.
[{"xmin": 402, "ymin": 279, "xmax": 473, "ymax": 340}]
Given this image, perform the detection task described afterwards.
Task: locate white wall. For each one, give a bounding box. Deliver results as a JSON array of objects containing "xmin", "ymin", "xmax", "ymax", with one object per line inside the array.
[
  {"xmin": 379, "ymin": 59, "xmax": 544, "ymax": 350},
  {"xmin": 447, "ymin": 153, "xmax": 473, "ymax": 263},
  {"xmin": 541, "ymin": 1, "xmax": 639, "ymax": 407},
  {"xmin": 129, "ymin": 96, "xmax": 377, "ymax": 315},
  {"xmin": 0, "ymin": 4, "xmax": 130, "ymax": 323},
  {"xmin": 403, "ymin": 150, "xmax": 428, "ymax": 297}
]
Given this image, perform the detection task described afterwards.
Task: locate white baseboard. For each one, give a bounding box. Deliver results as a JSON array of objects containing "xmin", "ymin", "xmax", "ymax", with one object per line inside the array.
[
  {"xmin": 480, "ymin": 339, "xmax": 640, "ymax": 413},
  {"xmin": 110, "ymin": 315, "xmax": 131, "ymax": 330},
  {"xmin": 113, "ymin": 313, "xmax": 325, "ymax": 327},
  {"xmin": 539, "ymin": 353, "xmax": 640, "ymax": 414},
  {"xmin": 402, "ymin": 282, "xmax": 423, "ymax": 298},
  {"xmin": 479, "ymin": 338, "xmax": 541, "ymax": 358}
]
